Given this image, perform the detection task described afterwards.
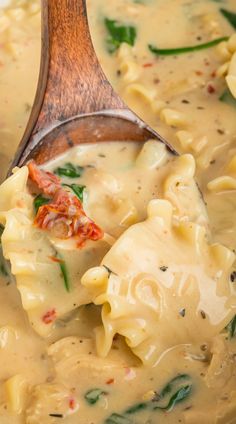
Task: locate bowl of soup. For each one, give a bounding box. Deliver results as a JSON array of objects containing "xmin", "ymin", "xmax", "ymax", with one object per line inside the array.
[{"xmin": 0, "ymin": 1, "xmax": 236, "ymax": 423}]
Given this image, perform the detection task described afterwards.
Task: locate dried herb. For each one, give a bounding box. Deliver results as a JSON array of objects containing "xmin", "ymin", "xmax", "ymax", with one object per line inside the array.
[
  {"xmin": 85, "ymin": 388, "xmax": 106, "ymax": 405},
  {"xmin": 49, "ymin": 413, "xmax": 63, "ymax": 418},
  {"xmin": 219, "ymin": 88, "xmax": 236, "ymax": 108},
  {"xmin": 125, "ymin": 403, "xmax": 147, "ymax": 414}
]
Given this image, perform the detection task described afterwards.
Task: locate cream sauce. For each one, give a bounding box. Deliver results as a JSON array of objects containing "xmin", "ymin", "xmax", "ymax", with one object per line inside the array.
[{"xmin": 0, "ymin": 0, "xmax": 236, "ymax": 423}]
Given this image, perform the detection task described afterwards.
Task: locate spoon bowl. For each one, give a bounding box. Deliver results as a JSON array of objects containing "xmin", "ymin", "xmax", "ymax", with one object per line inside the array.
[{"xmin": 10, "ymin": 0, "xmax": 174, "ymax": 171}]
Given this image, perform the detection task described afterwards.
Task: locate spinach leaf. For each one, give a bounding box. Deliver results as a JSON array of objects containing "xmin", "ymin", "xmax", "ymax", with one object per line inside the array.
[
  {"xmin": 154, "ymin": 385, "xmax": 192, "ymax": 412},
  {"xmin": 0, "ymin": 261, "xmax": 8, "ymax": 277},
  {"xmin": 53, "ymin": 251, "xmax": 70, "ymax": 292},
  {"xmin": 125, "ymin": 403, "xmax": 147, "ymax": 414},
  {"xmin": 226, "ymin": 315, "xmax": 236, "ymax": 338},
  {"xmin": 0, "ymin": 224, "xmax": 4, "ymax": 240},
  {"xmin": 148, "ymin": 36, "xmax": 228, "ymax": 56},
  {"xmin": 62, "ymin": 183, "xmax": 85, "ymax": 202},
  {"xmin": 34, "ymin": 194, "xmax": 50, "ymax": 214},
  {"xmin": 105, "ymin": 18, "xmax": 137, "ymax": 53},
  {"xmin": 220, "ymin": 8, "xmax": 236, "ymax": 29},
  {"xmin": 54, "ymin": 162, "xmax": 84, "ymax": 178},
  {"xmin": 85, "ymin": 388, "xmax": 106, "ymax": 405},
  {"xmin": 105, "ymin": 414, "xmax": 133, "ymax": 424},
  {"xmin": 104, "ymin": 374, "xmax": 192, "ymax": 422},
  {"xmin": 219, "ymin": 88, "xmax": 236, "ymax": 107},
  {"xmin": 159, "ymin": 374, "xmax": 190, "ymax": 398},
  {"xmin": 59, "ymin": 256, "xmax": 70, "ymax": 292}
]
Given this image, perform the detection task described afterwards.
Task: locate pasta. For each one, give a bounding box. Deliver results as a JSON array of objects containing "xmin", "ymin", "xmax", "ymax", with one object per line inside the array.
[
  {"xmin": 0, "ymin": 167, "xmax": 107, "ymax": 336},
  {"xmin": 5, "ymin": 374, "xmax": 27, "ymax": 414},
  {"xmin": 82, "ymin": 198, "xmax": 235, "ymax": 365}
]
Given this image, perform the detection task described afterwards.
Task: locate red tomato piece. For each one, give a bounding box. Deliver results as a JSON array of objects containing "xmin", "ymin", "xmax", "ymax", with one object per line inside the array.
[
  {"xmin": 28, "ymin": 161, "xmax": 61, "ymax": 196},
  {"xmin": 28, "ymin": 161, "xmax": 104, "ymax": 246}
]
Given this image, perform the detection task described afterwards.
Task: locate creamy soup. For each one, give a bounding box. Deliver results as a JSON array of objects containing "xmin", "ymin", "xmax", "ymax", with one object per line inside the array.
[{"xmin": 0, "ymin": 0, "xmax": 236, "ymax": 423}]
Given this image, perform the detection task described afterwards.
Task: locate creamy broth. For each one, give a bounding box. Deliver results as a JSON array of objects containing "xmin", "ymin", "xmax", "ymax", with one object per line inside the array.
[{"xmin": 0, "ymin": 0, "xmax": 236, "ymax": 423}]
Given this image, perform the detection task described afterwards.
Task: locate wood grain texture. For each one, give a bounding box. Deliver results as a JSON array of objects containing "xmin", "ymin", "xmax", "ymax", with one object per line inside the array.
[
  {"xmin": 36, "ymin": 0, "xmax": 125, "ymax": 133},
  {"xmin": 10, "ymin": 0, "xmax": 173, "ymax": 171}
]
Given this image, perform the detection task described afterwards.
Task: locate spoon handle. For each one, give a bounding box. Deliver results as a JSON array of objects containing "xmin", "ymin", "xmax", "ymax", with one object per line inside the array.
[{"xmin": 32, "ymin": 0, "xmax": 125, "ymax": 137}]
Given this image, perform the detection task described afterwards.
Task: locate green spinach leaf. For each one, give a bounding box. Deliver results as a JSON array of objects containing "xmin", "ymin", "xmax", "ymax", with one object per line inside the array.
[
  {"xmin": 85, "ymin": 388, "xmax": 106, "ymax": 405},
  {"xmin": 105, "ymin": 18, "xmax": 137, "ymax": 53},
  {"xmin": 159, "ymin": 374, "xmax": 190, "ymax": 398},
  {"xmin": 149, "ymin": 36, "xmax": 228, "ymax": 56},
  {"xmin": 220, "ymin": 8, "xmax": 236, "ymax": 29},
  {"xmin": 154, "ymin": 385, "xmax": 192, "ymax": 412},
  {"xmin": 34, "ymin": 194, "xmax": 50, "ymax": 214},
  {"xmin": 219, "ymin": 88, "xmax": 236, "ymax": 107},
  {"xmin": 54, "ymin": 162, "xmax": 84, "ymax": 178},
  {"xmin": 226, "ymin": 315, "xmax": 236, "ymax": 338},
  {"xmin": 62, "ymin": 183, "xmax": 85, "ymax": 202},
  {"xmin": 105, "ymin": 414, "xmax": 133, "ymax": 424}
]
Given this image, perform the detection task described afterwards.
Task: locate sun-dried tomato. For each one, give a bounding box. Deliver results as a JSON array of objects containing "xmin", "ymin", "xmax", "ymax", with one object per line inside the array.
[
  {"xmin": 28, "ymin": 161, "xmax": 103, "ymax": 246},
  {"xmin": 28, "ymin": 161, "xmax": 61, "ymax": 196}
]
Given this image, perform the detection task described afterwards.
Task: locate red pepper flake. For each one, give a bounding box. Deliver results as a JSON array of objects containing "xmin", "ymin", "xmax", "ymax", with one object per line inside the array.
[
  {"xmin": 69, "ymin": 398, "xmax": 75, "ymax": 410},
  {"xmin": 143, "ymin": 63, "xmax": 153, "ymax": 68},
  {"xmin": 195, "ymin": 70, "xmax": 203, "ymax": 76},
  {"xmin": 211, "ymin": 70, "xmax": 216, "ymax": 78},
  {"xmin": 207, "ymin": 84, "xmax": 215, "ymax": 94},
  {"xmin": 106, "ymin": 378, "xmax": 114, "ymax": 385},
  {"xmin": 49, "ymin": 255, "xmax": 63, "ymax": 263},
  {"xmin": 42, "ymin": 309, "xmax": 56, "ymax": 324},
  {"xmin": 204, "ymin": 59, "xmax": 210, "ymax": 66}
]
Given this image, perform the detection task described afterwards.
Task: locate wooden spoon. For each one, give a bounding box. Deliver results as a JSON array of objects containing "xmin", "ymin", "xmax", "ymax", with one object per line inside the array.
[{"xmin": 11, "ymin": 0, "xmax": 174, "ymax": 170}]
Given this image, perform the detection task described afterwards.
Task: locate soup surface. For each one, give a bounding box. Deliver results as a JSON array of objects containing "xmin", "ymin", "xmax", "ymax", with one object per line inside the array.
[{"xmin": 0, "ymin": 0, "xmax": 236, "ymax": 423}]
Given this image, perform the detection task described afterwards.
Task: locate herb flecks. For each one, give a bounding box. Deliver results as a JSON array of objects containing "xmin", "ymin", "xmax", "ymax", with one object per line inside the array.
[
  {"xmin": 179, "ymin": 308, "xmax": 186, "ymax": 317},
  {"xmin": 105, "ymin": 18, "xmax": 137, "ymax": 53},
  {"xmin": 54, "ymin": 162, "xmax": 84, "ymax": 179},
  {"xmin": 154, "ymin": 385, "xmax": 192, "ymax": 412},
  {"xmin": 49, "ymin": 413, "xmax": 63, "ymax": 418},
  {"xmin": 226, "ymin": 315, "xmax": 236, "ymax": 338},
  {"xmin": 148, "ymin": 36, "xmax": 228, "ymax": 56},
  {"xmin": 230, "ymin": 271, "xmax": 236, "ymax": 282}
]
